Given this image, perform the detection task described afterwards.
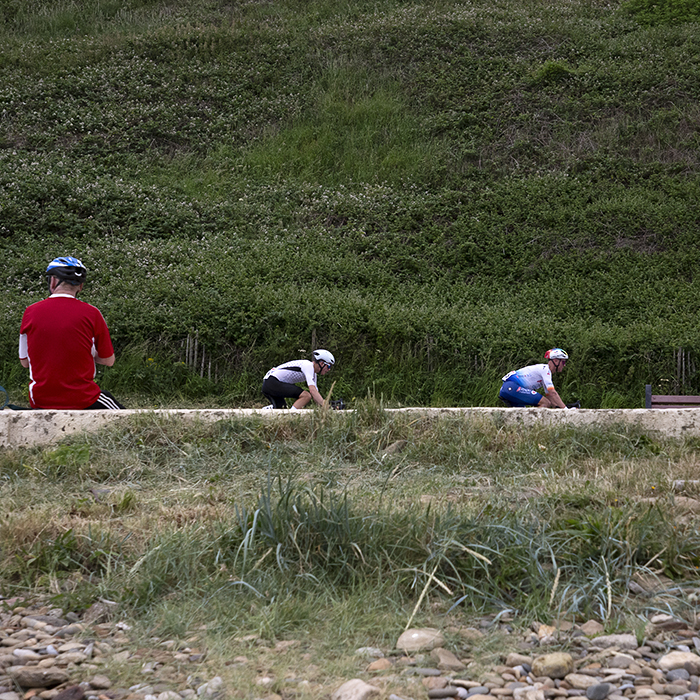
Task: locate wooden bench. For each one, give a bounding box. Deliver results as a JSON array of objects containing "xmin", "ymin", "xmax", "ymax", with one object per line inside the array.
[{"xmin": 645, "ymin": 385, "xmax": 700, "ymax": 409}]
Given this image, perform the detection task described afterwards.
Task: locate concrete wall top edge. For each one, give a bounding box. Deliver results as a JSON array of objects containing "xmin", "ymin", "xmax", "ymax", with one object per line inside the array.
[{"xmin": 2, "ymin": 407, "xmax": 700, "ymax": 448}]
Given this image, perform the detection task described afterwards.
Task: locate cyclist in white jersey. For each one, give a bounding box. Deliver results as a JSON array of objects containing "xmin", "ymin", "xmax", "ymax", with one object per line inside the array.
[
  {"xmin": 262, "ymin": 349, "xmax": 335, "ymax": 410},
  {"xmin": 499, "ymin": 348, "xmax": 569, "ymax": 408}
]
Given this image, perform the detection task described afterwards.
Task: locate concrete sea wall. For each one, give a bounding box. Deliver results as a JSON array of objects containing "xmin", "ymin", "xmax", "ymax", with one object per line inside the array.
[{"xmin": 3, "ymin": 407, "xmax": 700, "ymax": 448}]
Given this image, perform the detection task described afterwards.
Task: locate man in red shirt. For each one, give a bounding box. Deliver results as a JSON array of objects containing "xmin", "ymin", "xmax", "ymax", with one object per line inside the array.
[{"xmin": 19, "ymin": 256, "xmax": 124, "ymax": 410}]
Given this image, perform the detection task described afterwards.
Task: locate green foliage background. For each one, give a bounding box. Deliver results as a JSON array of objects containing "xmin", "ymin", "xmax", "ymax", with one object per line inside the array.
[{"xmin": 1, "ymin": 0, "xmax": 699, "ymax": 407}]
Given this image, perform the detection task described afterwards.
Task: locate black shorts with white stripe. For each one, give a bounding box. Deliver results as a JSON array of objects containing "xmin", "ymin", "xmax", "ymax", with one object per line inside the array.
[
  {"xmin": 85, "ymin": 390, "xmax": 125, "ymax": 410},
  {"xmin": 261, "ymin": 376, "xmax": 303, "ymax": 409}
]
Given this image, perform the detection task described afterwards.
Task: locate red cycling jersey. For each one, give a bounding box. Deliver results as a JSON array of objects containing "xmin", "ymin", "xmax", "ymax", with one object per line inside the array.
[{"xmin": 19, "ymin": 295, "xmax": 115, "ymax": 409}]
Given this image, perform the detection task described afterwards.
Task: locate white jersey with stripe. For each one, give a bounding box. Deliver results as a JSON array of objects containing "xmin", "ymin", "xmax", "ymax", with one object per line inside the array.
[
  {"xmin": 502, "ymin": 363, "xmax": 553, "ymax": 392},
  {"xmin": 264, "ymin": 359, "xmax": 317, "ymax": 388}
]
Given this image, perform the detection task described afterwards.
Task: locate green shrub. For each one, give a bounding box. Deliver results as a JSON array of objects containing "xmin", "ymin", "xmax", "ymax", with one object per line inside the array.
[{"xmin": 624, "ymin": 0, "xmax": 700, "ymax": 25}]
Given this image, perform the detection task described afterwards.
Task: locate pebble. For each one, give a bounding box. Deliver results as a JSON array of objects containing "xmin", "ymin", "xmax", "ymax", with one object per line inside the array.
[
  {"xmin": 0, "ymin": 603, "xmax": 218, "ymax": 700},
  {"xmin": 12, "ymin": 649, "xmax": 41, "ymax": 661},
  {"xmin": 7, "ymin": 665, "xmax": 69, "ymax": 687},
  {"xmin": 666, "ymin": 670, "xmax": 691, "ymax": 682},
  {"xmin": 532, "ymin": 653, "xmax": 574, "ymax": 679},
  {"xmin": 429, "ymin": 689, "xmax": 462, "ymax": 699},
  {"xmin": 432, "ymin": 648, "xmax": 467, "ymax": 671},
  {"xmin": 659, "ymin": 652, "xmax": 700, "ymax": 674},
  {"xmin": 397, "ymin": 629, "xmax": 446, "ymax": 653},
  {"xmin": 590, "ymin": 634, "xmax": 639, "ymax": 650},
  {"xmin": 196, "ymin": 675, "xmax": 223, "ymax": 696},
  {"xmin": 4, "ymin": 600, "xmax": 700, "ymax": 700},
  {"xmin": 586, "ymin": 683, "xmax": 612, "ymax": 700},
  {"xmin": 356, "ymin": 648, "xmax": 384, "ymax": 658},
  {"xmin": 367, "ymin": 658, "xmax": 392, "ymax": 672},
  {"xmin": 87, "ymin": 675, "xmax": 111, "ymax": 690},
  {"xmin": 332, "ymin": 679, "xmax": 381, "ymax": 700}
]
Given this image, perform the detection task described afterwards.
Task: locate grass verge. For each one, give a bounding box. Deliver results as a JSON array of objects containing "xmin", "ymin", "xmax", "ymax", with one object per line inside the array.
[{"xmin": 2, "ymin": 405, "xmax": 699, "ymax": 668}]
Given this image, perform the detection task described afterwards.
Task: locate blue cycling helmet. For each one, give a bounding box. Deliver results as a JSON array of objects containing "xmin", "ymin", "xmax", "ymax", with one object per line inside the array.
[{"xmin": 45, "ymin": 256, "xmax": 87, "ymax": 285}]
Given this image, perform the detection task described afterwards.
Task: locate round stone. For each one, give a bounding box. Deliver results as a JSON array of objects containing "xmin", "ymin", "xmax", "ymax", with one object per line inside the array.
[
  {"xmin": 585, "ymin": 683, "xmax": 612, "ymax": 700},
  {"xmin": 666, "ymin": 669, "xmax": 690, "ymax": 682},
  {"xmin": 396, "ymin": 629, "xmax": 445, "ymax": 653}
]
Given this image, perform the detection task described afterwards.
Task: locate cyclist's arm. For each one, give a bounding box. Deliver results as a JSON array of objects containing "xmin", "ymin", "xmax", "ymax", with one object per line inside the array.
[
  {"xmin": 19, "ymin": 334, "xmax": 29, "ymax": 368},
  {"xmin": 309, "ymin": 384, "xmax": 325, "ymax": 407},
  {"xmin": 544, "ymin": 386, "xmax": 566, "ymax": 408}
]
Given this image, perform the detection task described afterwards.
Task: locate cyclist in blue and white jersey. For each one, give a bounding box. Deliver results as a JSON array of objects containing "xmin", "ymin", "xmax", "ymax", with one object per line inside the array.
[
  {"xmin": 261, "ymin": 349, "xmax": 335, "ymax": 410},
  {"xmin": 499, "ymin": 348, "xmax": 569, "ymax": 408}
]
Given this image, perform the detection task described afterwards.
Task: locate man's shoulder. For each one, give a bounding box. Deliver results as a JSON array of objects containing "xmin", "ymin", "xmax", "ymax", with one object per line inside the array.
[
  {"xmin": 24, "ymin": 296, "xmax": 49, "ymax": 310},
  {"xmin": 26, "ymin": 296, "xmax": 105, "ymax": 320},
  {"xmin": 27, "ymin": 295, "xmax": 97, "ymax": 306},
  {"xmin": 77, "ymin": 299, "xmax": 103, "ymax": 312},
  {"xmin": 280, "ymin": 359, "xmax": 312, "ymax": 369},
  {"xmin": 62, "ymin": 297, "xmax": 103, "ymax": 314},
  {"xmin": 517, "ymin": 363, "xmax": 547, "ymax": 373},
  {"xmin": 277, "ymin": 359, "xmax": 314, "ymax": 378},
  {"xmin": 22, "ymin": 297, "xmax": 57, "ymax": 317}
]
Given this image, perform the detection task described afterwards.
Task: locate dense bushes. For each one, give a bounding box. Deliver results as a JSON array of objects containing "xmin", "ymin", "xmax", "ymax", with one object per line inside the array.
[
  {"xmin": 624, "ymin": 0, "xmax": 700, "ymax": 25},
  {"xmin": 1, "ymin": 0, "xmax": 699, "ymax": 407}
]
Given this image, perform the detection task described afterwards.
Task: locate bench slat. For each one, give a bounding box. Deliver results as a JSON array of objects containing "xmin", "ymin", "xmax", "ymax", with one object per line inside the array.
[
  {"xmin": 651, "ymin": 395, "xmax": 700, "ymax": 407},
  {"xmin": 645, "ymin": 385, "xmax": 700, "ymax": 408}
]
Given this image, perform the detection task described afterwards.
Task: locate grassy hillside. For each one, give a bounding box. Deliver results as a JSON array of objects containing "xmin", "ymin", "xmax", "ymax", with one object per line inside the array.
[{"xmin": 1, "ymin": 0, "xmax": 700, "ymax": 407}]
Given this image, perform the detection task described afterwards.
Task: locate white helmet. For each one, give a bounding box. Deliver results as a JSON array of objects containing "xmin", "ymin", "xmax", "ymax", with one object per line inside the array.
[
  {"xmin": 545, "ymin": 348, "xmax": 569, "ymax": 360},
  {"xmin": 313, "ymin": 349, "xmax": 335, "ymax": 366}
]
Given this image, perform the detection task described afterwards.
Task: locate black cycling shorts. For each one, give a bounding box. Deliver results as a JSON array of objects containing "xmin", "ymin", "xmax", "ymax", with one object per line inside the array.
[
  {"xmin": 262, "ymin": 376, "xmax": 303, "ymax": 409},
  {"xmin": 85, "ymin": 390, "xmax": 125, "ymax": 410}
]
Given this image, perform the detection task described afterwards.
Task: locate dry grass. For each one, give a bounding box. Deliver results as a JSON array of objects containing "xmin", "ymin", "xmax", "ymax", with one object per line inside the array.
[{"xmin": 2, "ymin": 410, "xmax": 700, "ymax": 698}]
